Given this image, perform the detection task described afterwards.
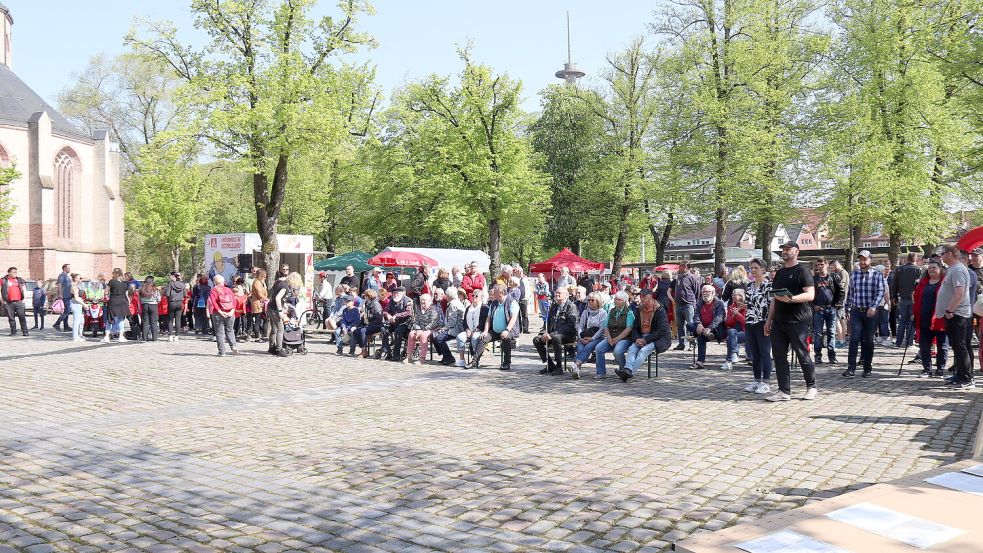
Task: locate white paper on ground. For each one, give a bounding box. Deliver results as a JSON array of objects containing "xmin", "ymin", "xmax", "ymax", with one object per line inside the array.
[
  {"xmin": 926, "ymin": 471, "xmax": 983, "ymax": 496},
  {"xmin": 960, "ymin": 464, "xmax": 983, "ymax": 477},
  {"xmin": 733, "ymin": 530, "xmax": 852, "ymax": 553},
  {"xmin": 825, "ymin": 502, "xmax": 965, "ymax": 550}
]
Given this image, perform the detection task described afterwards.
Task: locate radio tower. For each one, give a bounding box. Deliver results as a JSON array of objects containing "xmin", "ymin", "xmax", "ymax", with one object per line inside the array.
[{"xmin": 554, "ymin": 11, "xmax": 585, "ymax": 85}]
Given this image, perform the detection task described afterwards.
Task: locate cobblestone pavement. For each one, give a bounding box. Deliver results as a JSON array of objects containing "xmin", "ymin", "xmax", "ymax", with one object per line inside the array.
[{"xmin": 0, "ymin": 321, "xmax": 980, "ymax": 552}]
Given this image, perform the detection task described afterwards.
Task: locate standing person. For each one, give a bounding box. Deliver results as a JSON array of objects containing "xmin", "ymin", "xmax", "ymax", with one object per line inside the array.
[
  {"xmin": 937, "ymin": 246, "xmax": 974, "ymax": 388},
  {"xmin": 103, "ymin": 268, "xmax": 131, "ymax": 343},
  {"xmin": 408, "ymin": 264, "xmax": 430, "ymax": 306},
  {"xmin": 163, "ymin": 272, "xmax": 187, "ymax": 342},
  {"xmin": 875, "ymin": 265, "xmax": 893, "ymax": 346},
  {"xmin": 744, "ymin": 259, "xmax": 773, "ymax": 394},
  {"xmin": 620, "ymin": 289, "xmax": 672, "ymax": 382},
  {"xmin": 250, "ymin": 268, "xmax": 268, "ymax": 341},
  {"xmin": 831, "ymin": 260, "xmax": 851, "ymax": 348},
  {"xmin": 232, "ymin": 285, "xmax": 248, "ymax": 338},
  {"xmin": 317, "ymin": 272, "xmax": 333, "ymax": 328},
  {"xmin": 53, "ymin": 264, "xmax": 73, "ymax": 331},
  {"xmin": 473, "ymin": 284, "xmax": 519, "ymax": 370},
  {"xmin": 127, "ymin": 282, "xmax": 142, "ymax": 341},
  {"xmin": 207, "ymin": 274, "xmax": 239, "ymax": 356},
  {"xmin": 842, "ymin": 250, "xmax": 885, "ymax": 378},
  {"xmin": 2, "ymin": 267, "xmax": 28, "ymax": 336},
  {"xmin": 192, "ymin": 276, "xmax": 211, "ymax": 335},
  {"xmin": 811, "ymin": 257, "xmax": 844, "ymax": 365},
  {"xmin": 555, "ymin": 267, "xmax": 576, "ymax": 290},
  {"xmin": 673, "ymin": 261, "xmax": 702, "ymax": 350},
  {"xmin": 339, "ymin": 265, "xmax": 357, "ymax": 289},
  {"xmin": 69, "ymin": 273, "xmax": 86, "ymax": 342},
  {"xmin": 451, "ymin": 265, "xmax": 463, "ymax": 288},
  {"xmin": 764, "ymin": 242, "xmax": 817, "ymax": 401},
  {"xmin": 461, "ymin": 261, "xmax": 487, "ymax": 302},
  {"xmin": 577, "ymin": 271, "xmax": 595, "ymax": 293},
  {"xmin": 913, "ymin": 260, "xmax": 948, "ymax": 378},
  {"xmin": 893, "ymin": 252, "xmax": 921, "ymax": 349},
  {"xmin": 432, "ymin": 268, "xmax": 452, "ymax": 292},
  {"xmin": 31, "ymin": 274, "xmax": 46, "ymax": 330},
  {"xmin": 139, "ymin": 276, "xmax": 161, "ymax": 342},
  {"xmin": 535, "ymin": 273, "xmax": 551, "ymax": 327},
  {"xmin": 534, "ymin": 287, "xmax": 579, "ymax": 374},
  {"xmin": 267, "ymin": 272, "xmax": 300, "ymax": 356},
  {"xmin": 365, "ymin": 267, "xmax": 383, "ymax": 293},
  {"xmin": 514, "ymin": 267, "xmax": 531, "ymax": 334},
  {"xmin": 721, "ymin": 266, "xmax": 749, "ymax": 304}
]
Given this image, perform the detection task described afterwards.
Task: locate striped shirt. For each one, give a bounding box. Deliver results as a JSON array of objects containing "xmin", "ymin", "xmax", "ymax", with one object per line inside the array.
[{"xmin": 846, "ymin": 268, "xmax": 886, "ymax": 310}]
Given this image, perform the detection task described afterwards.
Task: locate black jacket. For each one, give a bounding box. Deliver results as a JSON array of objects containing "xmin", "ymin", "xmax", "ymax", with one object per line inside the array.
[
  {"xmin": 545, "ymin": 300, "xmax": 579, "ymax": 338},
  {"xmin": 631, "ymin": 304, "xmax": 672, "ymax": 354},
  {"xmin": 1, "ymin": 277, "xmax": 25, "ymax": 303},
  {"xmin": 892, "ymin": 263, "xmax": 921, "ymax": 302}
]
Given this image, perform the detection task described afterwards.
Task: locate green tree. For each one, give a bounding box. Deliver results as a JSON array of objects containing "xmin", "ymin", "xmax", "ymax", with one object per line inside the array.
[
  {"xmin": 0, "ymin": 166, "xmax": 19, "ymax": 239},
  {"xmin": 129, "ymin": 0, "xmax": 375, "ymax": 281},
  {"xmin": 390, "ymin": 48, "xmax": 548, "ymax": 274}
]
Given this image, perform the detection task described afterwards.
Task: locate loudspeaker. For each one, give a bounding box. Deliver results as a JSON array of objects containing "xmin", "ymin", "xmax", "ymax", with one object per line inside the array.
[{"xmin": 238, "ymin": 254, "xmax": 253, "ymax": 272}]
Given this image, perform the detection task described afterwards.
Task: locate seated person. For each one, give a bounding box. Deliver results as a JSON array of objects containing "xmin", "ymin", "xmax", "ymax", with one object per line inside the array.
[
  {"xmin": 381, "ymin": 287, "xmax": 413, "ymax": 360},
  {"xmin": 534, "ymin": 287, "xmax": 579, "ymax": 374},
  {"xmin": 458, "ymin": 289, "xmax": 489, "ymax": 367},
  {"xmin": 722, "ymin": 289, "xmax": 747, "ymax": 370},
  {"xmin": 352, "ymin": 289, "xmax": 383, "ymax": 358},
  {"xmin": 572, "ymin": 293, "xmax": 609, "ymax": 379},
  {"xmin": 594, "ymin": 291, "xmax": 635, "ymax": 378},
  {"xmin": 686, "ymin": 285, "xmax": 726, "ymax": 370},
  {"xmin": 325, "ymin": 287, "xmax": 347, "ymax": 331},
  {"xmin": 405, "ymin": 293, "xmax": 441, "ymax": 364},
  {"xmin": 433, "ymin": 287, "xmax": 466, "ymax": 365},
  {"xmin": 473, "ymin": 284, "xmax": 520, "ymax": 370},
  {"xmin": 620, "ymin": 289, "xmax": 671, "ymax": 382},
  {"xmin": 333, "ymin": 295, "xmax": 360, "ymax": 354}
]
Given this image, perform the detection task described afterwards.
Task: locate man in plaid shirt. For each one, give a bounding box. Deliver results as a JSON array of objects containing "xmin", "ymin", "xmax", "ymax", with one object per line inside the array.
[{"xmin": 843, "ymin": 250, "xmax": 885, "ymax": 378}]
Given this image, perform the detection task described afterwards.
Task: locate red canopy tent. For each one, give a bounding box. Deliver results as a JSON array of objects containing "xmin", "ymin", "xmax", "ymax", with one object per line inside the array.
[
  {"xmin": 957, "ymin": 226, "xmax": 983, "ymax": 253},
  {"xmin": 529, "ymin": 248, "xmax": 605, "ymax": 275},
  {"xmin": 367, "ymin": 250, "xmax": 439, "ymax": 268}
]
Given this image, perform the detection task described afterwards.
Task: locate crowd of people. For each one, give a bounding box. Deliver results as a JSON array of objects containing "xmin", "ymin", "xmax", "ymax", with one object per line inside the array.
[{"xmin": 4, "ymin": 241, "xmax": 981, "ymax": 395}]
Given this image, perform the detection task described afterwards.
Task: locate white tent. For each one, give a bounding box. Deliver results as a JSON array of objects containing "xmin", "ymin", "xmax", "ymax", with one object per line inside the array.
[{"xmin": 381, "ymin": 247, "xmax": 491, "ymax": 275}]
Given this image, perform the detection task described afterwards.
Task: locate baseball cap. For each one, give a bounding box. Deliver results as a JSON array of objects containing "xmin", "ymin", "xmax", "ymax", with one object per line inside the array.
[
  {"xmin": 317, "ymin": 271, "xmax": 326, "ymax": 276},
  {"xmin": 394, "ymin": 286, "xmax": 406, "ymax": 293},
  {"xmin": 858, "ymin": 250, "xmax": 872, "ymax": 258},
  {"xmin": 780, "ymin": 241, "xmax": 800, "ymax": 249},
  {"xmin": 972, "ymin": 248, "xmax": 983, "ymax": 256}
]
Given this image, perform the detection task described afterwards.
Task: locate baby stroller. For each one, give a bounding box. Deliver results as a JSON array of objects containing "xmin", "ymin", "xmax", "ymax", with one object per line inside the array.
[{"xmin": 280, "ymin": 305, "xmax": 309, "ymax": 355}]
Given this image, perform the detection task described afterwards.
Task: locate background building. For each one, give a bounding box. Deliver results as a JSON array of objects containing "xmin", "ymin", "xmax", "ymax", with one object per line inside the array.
[{"xmin": 0, "ymin": 3, "xmax": 124, "ymax": 280}]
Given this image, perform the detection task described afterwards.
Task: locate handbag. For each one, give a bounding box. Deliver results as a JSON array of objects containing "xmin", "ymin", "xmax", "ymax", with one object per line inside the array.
[
  {"xmin": 51, "ymin": 297, "xmax": 65, "ymax": 314},
  {"xmin": 580, "ymin": 326, "xmax": 600, "ymax": 339}
]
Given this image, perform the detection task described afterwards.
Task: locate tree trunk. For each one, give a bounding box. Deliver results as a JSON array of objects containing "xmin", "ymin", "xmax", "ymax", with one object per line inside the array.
[
  {"xmin": 714, "ymin": 207, "xmax": 726, "ymax": 275},
  {"xmin": 848, "ymin": 224, "xmax": 862, "ymax": 269},
  {"xmin": 488, "ymin": 218, "xmax": 501, "ymax": 277},
  {"xmin": 757, "ymin": 218, "xmax": 774, "ymax": 266},
  {"xmin": 254, "ymin": 153, "xmax": 288, "ymax": 286},
  {"xmin": 650, "ymin": 209, "xmax": 674, "ymax": 266},
  {"xmin": 888, "ymin": 234, "xmax": 901, "ymax": 268},
  {"xmin": 171, "ymin": 247, "xmax": 180, "ymax": 272}
]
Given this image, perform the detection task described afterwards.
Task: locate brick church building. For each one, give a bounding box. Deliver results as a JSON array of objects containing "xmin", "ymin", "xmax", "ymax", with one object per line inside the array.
[{"xmin": 0, "ymin": 3, "xmax": 125, "ymax": 280}]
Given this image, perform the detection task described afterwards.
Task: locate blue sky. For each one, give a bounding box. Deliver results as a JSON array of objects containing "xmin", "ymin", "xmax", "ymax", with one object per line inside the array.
[{"xmin": 8, "ymin": 1, "xmax": 660, "ymax": 112}]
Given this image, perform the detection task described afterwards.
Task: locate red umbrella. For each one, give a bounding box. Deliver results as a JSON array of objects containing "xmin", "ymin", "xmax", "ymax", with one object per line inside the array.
[
  {"xmin": 957, "ymin": 226, "xmax": 983, "ymax": 253},
  {"xmin": 368, "ymin": 250, "xmax": 439, "ymax": 268}
]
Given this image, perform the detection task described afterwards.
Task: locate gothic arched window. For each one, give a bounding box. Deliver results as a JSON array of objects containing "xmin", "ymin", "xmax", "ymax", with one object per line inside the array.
[{"xmin": 54, "ymin": 148, "xmax": 80, "ymax": 239}]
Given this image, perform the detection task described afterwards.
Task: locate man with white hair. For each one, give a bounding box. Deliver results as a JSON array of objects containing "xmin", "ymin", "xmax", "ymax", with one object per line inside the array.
[
  {"xmin": 496, "ymin": 264, "xmax": 513, "ymax": 286},
  {"xmin": 207, "ymin": 274, "xmax": 240, "ymax": 357},
  {"xmin": 556, "ymin": 267, "xmax": 576, "ymax": 290}
]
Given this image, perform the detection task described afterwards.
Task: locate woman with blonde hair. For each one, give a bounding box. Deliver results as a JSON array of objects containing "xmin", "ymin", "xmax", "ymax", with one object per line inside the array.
[{"xmin": 721, "ymin": 265, "xmax": 749, "ymax": 304}]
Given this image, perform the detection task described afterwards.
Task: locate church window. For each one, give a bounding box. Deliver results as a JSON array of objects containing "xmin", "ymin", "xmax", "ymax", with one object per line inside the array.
[{"xmin": 54, "ymin": 148, "xmax": 80, "ymax": 239}]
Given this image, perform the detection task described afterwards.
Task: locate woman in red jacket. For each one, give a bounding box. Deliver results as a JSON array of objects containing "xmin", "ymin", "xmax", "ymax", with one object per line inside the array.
[
  {"xmin": 723, "ymin": 289, "xmax": 747, "ymax": 370},
  {"xmin": 913, "ymin": 261, "xmax": 947, "ymax": 377}
]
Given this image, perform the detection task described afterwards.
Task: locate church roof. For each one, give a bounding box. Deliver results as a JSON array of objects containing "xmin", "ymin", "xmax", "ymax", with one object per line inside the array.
[{"xmin": 0, "ymin": 64, "xmax": 90, "ymax": 140}]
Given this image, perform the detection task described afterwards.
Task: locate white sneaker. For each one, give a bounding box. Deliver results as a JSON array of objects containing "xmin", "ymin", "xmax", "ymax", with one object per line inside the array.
[
  {"xmin": 118, "ymin": 335, "xmax": 128, "ymax": 342},
  {"xmin": 101, "ymin": 335, "xmax": 110, "ymax": 343},
  {"xmin": 744, "ymin": 381, "xmax": 759, "ymax": 392},
  {"xmin": 730, "ymin": 354, "xmax": 739, "ymax": 363},
  {"xmin": 173, "ymin": 336, "xmax": 179, "ymax": 342},
  {"xmin": 720, "ymin": 361, "xmax": 732, "ymax": 371},
  {"xmin": 765, "ymin": 391, "xmax": 791, "ymax": 402},
  {"xmin": 455, "ymin": 359, "xmax": 466, "ymax": 367},
  {"xmin": 754, "ymin": 382, "xmax": 772, "ymax": 394},
  {"xmin": 802, "ymin": 387, "xmax": 818, "ymax": 400},
  {"xmin": 572, "ymin": 365, "xmax": 581, "ymax": 379}
]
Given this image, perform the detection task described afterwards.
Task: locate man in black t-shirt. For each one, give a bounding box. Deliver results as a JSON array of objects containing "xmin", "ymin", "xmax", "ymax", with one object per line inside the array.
[{"xmin": 764, "ymin": 241, "xmax": 817, "ymax": 401}]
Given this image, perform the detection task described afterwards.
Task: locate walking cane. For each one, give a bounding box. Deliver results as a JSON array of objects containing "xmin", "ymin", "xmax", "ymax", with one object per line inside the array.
[{"xmin": 897, "ymin": 340, "xmax": 910, "ymax": 376}]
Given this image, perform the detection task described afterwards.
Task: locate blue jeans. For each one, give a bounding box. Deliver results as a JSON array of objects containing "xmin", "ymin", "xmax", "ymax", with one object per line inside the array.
[
  {"xmin": 575, "ymin": 336, "xmax": 605, "ymax": 363},
  {"xmin": 335, "ymin": 326, "xmax": 354, "ymax": 352},
  {"xmin": 595, "ymin": 338, "xmax": 631, "ymax": 375},
  {"xmin": 70, "ymin": 302, "xmax": 84, "ymax": 339},
  {"xmin": 110, "ymin": 315, "xmax": 124, "ymax": 335},
  {"xmin": 353, "ymin": 324, "xmax": 381, "ymax": 349},
  {"xmin": 877, "ymin": 306, "xmax": 890, "ymax": 337},
  {"xmin": 538, "ymin": 299, "xmax": 550, "ymax": 326},
  {"xmin": 725, "ymin": 328, "xmax": 745, "ymax": 359},
  {"xmin": 849, "ymin": 308, "xmax": 877, "ymax": 372},
  {"xmin": 55, "ymin": 298, "xmax": 72, "ymax": 328},
  {"xmin": 745, "ymin": 323, "xmax": 772, "ymax": 380},
  {"xmin": 812, "ymin": 307, "xmax": 836, "ymax": 357},
  {"xmin": 686, "ymin": 322, "xmax": 716, "ymax": 363},
  {"xmin": 676, "ymin": 304, "xmax": 695, "ymax": 345},
  {"xmin": 625, "ymin": 341, "xmax": 656, "ymax": 375},
  {"xmin": 895, "ymin": 299, "xmax": 914, "ymax": 347}
]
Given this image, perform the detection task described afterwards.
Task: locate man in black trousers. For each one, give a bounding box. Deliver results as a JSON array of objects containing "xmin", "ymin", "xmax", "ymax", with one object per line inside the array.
[
  {"xmin": 764, "ymin": 242, "xmax": 817, "ymax": 401},
  {"xmin": 534, "ymin": 287, "xmax": 579, "ymax": 374}
]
